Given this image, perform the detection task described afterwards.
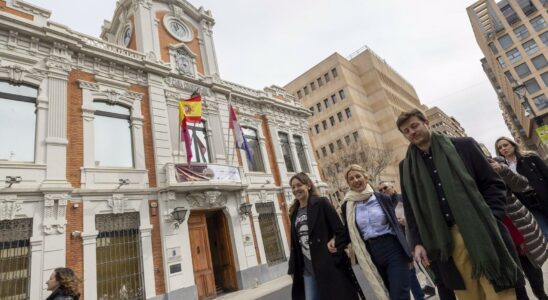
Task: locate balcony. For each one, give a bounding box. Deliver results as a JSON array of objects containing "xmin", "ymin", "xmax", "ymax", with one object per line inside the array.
[{"xmin": 162, "ymin": 163, "xmax": 247, "ymax": 192}]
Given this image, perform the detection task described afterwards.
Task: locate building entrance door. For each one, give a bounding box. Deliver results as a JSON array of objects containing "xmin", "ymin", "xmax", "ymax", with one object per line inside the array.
[{"xmin": 188, "ymin": 210, "xmax": 237, "ymax": 299}]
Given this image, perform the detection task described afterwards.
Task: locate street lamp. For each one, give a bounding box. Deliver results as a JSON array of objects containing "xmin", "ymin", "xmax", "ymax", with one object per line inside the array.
[{"xmin": 512, "ymin": 81, "xmax": 544, "ymax": 125}]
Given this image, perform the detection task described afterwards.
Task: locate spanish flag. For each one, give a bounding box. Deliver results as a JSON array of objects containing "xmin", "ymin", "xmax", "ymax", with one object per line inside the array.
[
  {"xmin": 179, "ymin": 95, "xmax": 202, "ymax": 123},
  {"xmin": 179, "ymin": 94, "xmax": 202, "ymax": 163}
]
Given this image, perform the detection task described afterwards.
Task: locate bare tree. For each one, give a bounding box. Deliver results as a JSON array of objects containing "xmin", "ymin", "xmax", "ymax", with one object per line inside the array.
[{"xmin": 320, "ymin": 142, "xmax": 395, "ymax": 199}]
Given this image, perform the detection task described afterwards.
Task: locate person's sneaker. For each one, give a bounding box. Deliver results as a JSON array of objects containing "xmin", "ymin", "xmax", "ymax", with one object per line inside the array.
[{"xmin": 422, "ymin": 286, "xmax": 436, "ymax": 298}]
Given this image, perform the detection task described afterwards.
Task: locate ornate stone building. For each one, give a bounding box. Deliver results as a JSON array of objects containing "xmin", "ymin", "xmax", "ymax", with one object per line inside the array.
[{"xmin": 0, "ymin": 0, "xmax": 322, "ymax": 299}]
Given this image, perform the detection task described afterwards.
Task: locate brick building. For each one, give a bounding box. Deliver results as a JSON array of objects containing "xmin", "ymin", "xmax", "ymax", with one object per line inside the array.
[{"xmin": 0, "ymin": 0, "xmax": 323, "ymax": 299}]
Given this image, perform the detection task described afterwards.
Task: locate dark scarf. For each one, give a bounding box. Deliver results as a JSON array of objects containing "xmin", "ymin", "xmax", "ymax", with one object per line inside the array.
[{"xmin": 402, "ymin": 132, "xmax": 518, "ymax": 287}]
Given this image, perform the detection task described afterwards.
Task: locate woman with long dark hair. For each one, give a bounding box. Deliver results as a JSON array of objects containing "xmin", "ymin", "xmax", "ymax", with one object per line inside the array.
[
  {"xmin": 45, "ymin": 267, "xmax": 81, "ymax": 300},
  {"xmin": 287, "ymin": 172, "xmax": 362, "ymax": 300},
  {"xmin": 495, "ymin": 137, "xmax": 548, "ymax": 238}
]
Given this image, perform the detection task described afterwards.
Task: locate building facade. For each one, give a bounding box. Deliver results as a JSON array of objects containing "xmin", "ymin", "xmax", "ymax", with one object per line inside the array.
[
  {"xmin": 425, "ymin": 106, "xmax": 467, "ymax": 137},
  {"xmin": 0, "ymin": 0, "xmax": 324, "ymax": 299},
  {"xmin": 468, "ymin": 0, "xmax": 548, "ymax": 159},
  {"xmin": 284, "ymin": 47, "xmax": 425, "ymax": 197}
]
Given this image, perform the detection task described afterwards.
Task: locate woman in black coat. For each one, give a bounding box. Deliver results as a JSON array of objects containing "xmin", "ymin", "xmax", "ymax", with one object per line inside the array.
[
  {"xmin": 496, "ymin": 137, "xmax": 548, "ymax": 238},
  {"xmin": 287, "ymin": 172, "xmax": 361, "ymax": 300}
]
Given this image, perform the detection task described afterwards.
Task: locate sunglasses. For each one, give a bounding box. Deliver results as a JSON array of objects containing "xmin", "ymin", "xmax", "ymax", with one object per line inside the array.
[{"xmin": 380, "ymin": 186, "xmax": 389, "ymax": 191}]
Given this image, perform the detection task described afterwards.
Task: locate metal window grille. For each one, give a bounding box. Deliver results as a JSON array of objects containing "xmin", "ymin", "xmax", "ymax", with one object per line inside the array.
[
  {"xmin": 256, "ymin": 202, "xmax": 286, "ymax": 266},
  {"xmin": 96, "ymin": 212, "xmax": 144, "ymax": 300},
  {"xmin": 0, "ymin": 218, "xmax": 32, "ymax": 300}
]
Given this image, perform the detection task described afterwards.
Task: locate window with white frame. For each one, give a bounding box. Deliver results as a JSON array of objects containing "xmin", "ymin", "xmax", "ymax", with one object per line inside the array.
[
  {"xmin": 278, "ymin": 132, "xmax": 295, "ymax": 172},
  {"xmin": 243, "ymin": 127, "xmax": 265, "ymax": 172},
  {"xmin": 0, "ymin": 218, "xmax": 32, "ymax": 300},
  {"xmin": 94, "ymin": 101, "xmax": 133, "ymax": 167},
  {"xmin": 293, "ymin": 135, "xmax": 309, "ymax": 173},
  {"xmin": 0, "ymin": 82, "xmax": 37, "ymax": 162},
  {"xmin": 188, "ymin": 121, "xmax": 211, "ymax": 163},
  {"xmin": 256, "ymin": 202, "xmax": 286, "ymax": 266},
  {"xmin": 96, "ymin": 212, "xmax": 144, "ymax": 300}
]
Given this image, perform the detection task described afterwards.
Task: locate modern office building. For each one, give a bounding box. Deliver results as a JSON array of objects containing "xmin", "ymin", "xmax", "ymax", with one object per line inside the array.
[
  {"xmin": 0, "ymin": 0, "xmax": 323, "ymax": 299},
  {"xmin": 425, "ymin": 106, "xmax": 467, "ymax": 137},
  {"xmin": 285, "ymin": 47, "xmax": 425, "ymax": 196},
  {"xmin": 468, "ymin": 0, "xmax": 548, "ymax": 158}
]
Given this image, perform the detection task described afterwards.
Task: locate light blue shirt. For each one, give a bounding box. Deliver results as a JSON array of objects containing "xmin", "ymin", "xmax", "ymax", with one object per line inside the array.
[{"xmin": 355, "ymin": 194, "xmax": 394, "ymax": 241}]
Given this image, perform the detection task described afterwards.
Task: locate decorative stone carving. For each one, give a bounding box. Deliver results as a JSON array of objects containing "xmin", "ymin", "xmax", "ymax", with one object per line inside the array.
[
  {"xmin": 0, "ymin": 196, "xmax": 22, "ymax": 221},
  {"xmin": 165, "ymin": 77, "xmax": 211, "ymax": 96},
  {"xmin": 5, "ymin": 65, "xmax": 25, "ymax": 84},
  {"xmin": 45, "ymin": 55, "xmax": 72, "ymax": 72},
  {"xmin": 186, "ymin": 191, "xmax": 225, "ymax": 208},
  {"xmin": 259, "ymin": 190, "xmax": 268, "ymax": 202},
  {"xmin": 43, "ymin": 193, "xmax": 69, "ymax": 234},
  {"xmin": 105, "ymin": 89, "xmax": 121, "ymax": 105},
  {"xmin": 108, "ymin": 194, "xmax": 127, "ymax": 214}
]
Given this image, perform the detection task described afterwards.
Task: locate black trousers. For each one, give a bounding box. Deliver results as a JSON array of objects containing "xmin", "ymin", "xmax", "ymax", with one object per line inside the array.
[
  {"xmin": 520, "ymin": 255, "xmax": 547, "ymax": 300},
  {"xmin": 365, "ymin": 234, "xmax": 411, "ymax": 300}
]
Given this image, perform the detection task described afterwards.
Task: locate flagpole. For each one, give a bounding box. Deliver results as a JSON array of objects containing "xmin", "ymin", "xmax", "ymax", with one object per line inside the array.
[
  {"xmin": 178, "ymin": 101, "xmax": 181, "ymax": 163},
  {"xmin": 226, "ymin": 92, "xmax": 233, "ymax": 165}
]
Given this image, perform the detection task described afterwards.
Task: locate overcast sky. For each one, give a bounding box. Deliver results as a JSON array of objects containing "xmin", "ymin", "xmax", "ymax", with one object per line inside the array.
[{"xmin": 28, "ymin": 0, "xmax": 511, "ymax": 154}]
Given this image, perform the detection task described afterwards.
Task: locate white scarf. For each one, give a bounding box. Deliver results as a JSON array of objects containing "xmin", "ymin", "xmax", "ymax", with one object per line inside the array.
[{"xmin": 344, "ymin": 185, "xmax": 390, "ymax": 300}]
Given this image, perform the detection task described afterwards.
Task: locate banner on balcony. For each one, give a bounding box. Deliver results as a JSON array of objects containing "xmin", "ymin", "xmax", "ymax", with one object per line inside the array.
[{"xmin": 175, "ymin": 164, "xmax": 241, "ymax": 182}]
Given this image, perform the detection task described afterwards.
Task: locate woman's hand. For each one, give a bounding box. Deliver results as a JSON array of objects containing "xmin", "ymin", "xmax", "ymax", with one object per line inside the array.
[
  {"xmin": 488, "ymin": 158, "xmax": 503, "ymax": 173},
  {"xmin": 327, "ymin": 237, "xmax": 337, "ymax": 253},
  {"xmin": 414, "ymin": 244, "xmax": 430, "ymax": 267}
]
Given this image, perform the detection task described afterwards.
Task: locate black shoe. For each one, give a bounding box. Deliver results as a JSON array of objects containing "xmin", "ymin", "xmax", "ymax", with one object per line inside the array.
[{"xmin": 422, "ymin": 286, "xmax": 436, "ymax": 298}]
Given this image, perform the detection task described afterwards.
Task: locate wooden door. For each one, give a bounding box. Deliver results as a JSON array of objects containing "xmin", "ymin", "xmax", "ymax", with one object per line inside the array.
[
  {"xmin": 208, "ymin": 211, "xmax": 238, "ymax": 291},
  {"xmin": 188, "ymin": 213, "xmax": 216, "ymax": 299}
]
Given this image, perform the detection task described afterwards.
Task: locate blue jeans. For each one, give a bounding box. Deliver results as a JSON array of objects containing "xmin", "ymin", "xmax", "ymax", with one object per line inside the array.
[
  {"xmin": 409, "ymin": 268, "xmax": 425, "ymax": 300},
  {"xmin": 365, "ymin": 234, "xmax": 411, "ymax": 300},
  {"xmin": 303, "ymin": 274, "xmax": 320, "ymax": 300},
  {"xmin": 531, "ymin": 208, "xmax": 548, "ymax": 239}
]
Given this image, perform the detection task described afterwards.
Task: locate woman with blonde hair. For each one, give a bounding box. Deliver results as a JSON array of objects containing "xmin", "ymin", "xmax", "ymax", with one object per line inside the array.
[
  {"xmin": 287, "ymin": 172, "xmax": 363, "ymax": 300},
  {"xmin": 495, "ymin": 136, "xmax": 548, "ymax": 238},
  {"xmin": 329, "ymin": 164, "xmax": 412, "ymax": 300},
  {"xmin": 45, "ymin": 267, "xmax": 81, "ymax": 300}
]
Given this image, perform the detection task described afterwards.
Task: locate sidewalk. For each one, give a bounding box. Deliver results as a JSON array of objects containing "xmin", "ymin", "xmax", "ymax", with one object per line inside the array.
[{"xmin": 214, "ymin": 263, "xmax": 548, "ymax": 299}]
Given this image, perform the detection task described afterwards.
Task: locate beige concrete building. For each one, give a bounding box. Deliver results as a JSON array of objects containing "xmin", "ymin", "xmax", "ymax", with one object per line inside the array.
[
  {"xmin": 468, "ymin": 0, "xmax": 548, "ymax": 159},
  {"xmin": 284, "ymin": 46, "xmax": 424, "ymax": 197},
  {"xmin": 426, "ymin": 106, "xmax": 467, "ymax": 137}
]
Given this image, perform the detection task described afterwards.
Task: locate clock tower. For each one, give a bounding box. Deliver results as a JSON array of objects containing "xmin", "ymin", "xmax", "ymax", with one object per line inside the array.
[{"xmin": 100, "ymin": 0, "xmax": 220, "ymax": 78}]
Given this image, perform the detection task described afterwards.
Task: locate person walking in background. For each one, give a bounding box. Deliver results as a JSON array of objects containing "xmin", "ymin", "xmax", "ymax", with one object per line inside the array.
[
  {"xmin": 287, "ymin": 172, "xmax": 362, "ymax": 300},
  {"xmin": 329, "ymin": 165, "xmax": 412, "ymax": 300},
  {"xmin": 495, "ymin": 137, "xmax": 548, "ymax": 239},
  {"xmin": 397, "ymin": 109, "xmax": 521, "ymax": 300},
  {"xmin": 45, "ymin": 267, "xmax": 81, "ymax": 300},
  {"xmin": 379, "ymin": 181, "xmax": 437, "ymax": 299},
  {"xmin": 489, "ymin": 156, "xmax": 548, "ymax": 300}
]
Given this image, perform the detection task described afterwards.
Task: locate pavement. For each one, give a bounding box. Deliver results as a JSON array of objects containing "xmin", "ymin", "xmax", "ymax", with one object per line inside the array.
[{"xmin": 214, "ymin": 263, "xmax": 548, "ymax": 300}]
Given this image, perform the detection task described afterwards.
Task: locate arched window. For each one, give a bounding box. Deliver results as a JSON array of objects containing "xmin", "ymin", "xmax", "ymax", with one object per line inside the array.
[
  {"xmin": 188, "ymin": 121, "xmax": 210, "ymax": 163},
  {"xmin": 242, "ymin": 127, "xmax": 265, "ymax": 172},
  {"xmin": 293, "ymin": 135, "xmax": 310, "ymax": 173},
  {"xmin": 93, "ymin": 101, "xmax": 133, "ymax": 167},
  {"xmin": 278, "ymin": 132, "xmax": 295, "ymax": 172},
  {"xmin": 0, "ymin": 81, "xmax": 37, "ymax": 162}
]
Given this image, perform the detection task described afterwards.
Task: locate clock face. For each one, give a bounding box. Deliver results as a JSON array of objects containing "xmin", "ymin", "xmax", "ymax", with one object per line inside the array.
[
  {"xmin": 176, "ymin": 54, "xmax": 191, "ymax": 73},
  {"xmin": 170, "ymin": 20, "xmax": 189, "ymax": 40}
]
